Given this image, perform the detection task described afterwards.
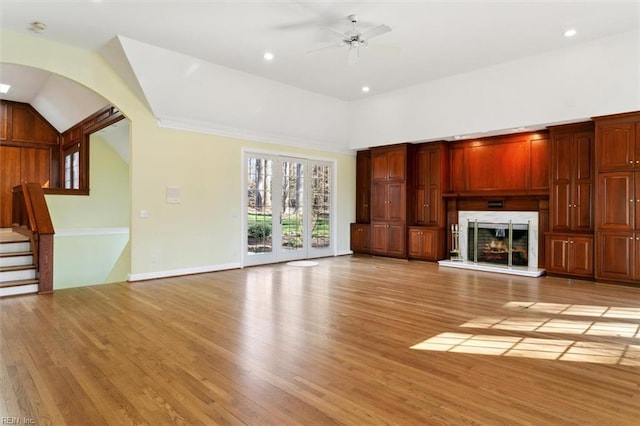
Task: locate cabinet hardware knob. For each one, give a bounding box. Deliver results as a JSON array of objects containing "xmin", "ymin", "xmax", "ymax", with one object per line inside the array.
[
  {"xmin": 573, "ymin": 204, "xmax": 577, "ymax": 208},
  {"xmin": 570, "ymin": 241, "xmax": 574, "ymax": 244}
]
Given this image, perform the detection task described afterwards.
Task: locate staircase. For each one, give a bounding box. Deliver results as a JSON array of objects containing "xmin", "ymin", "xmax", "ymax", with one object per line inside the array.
[{"xmin": 0, "ymin": 229, "xmax": 39, "ymax": 297}]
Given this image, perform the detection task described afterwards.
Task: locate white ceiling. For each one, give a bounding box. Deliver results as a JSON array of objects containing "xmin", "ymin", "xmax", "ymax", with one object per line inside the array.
[{"xmin": 2, "ymin": 0, "xmax": 639, "ymax": 101}]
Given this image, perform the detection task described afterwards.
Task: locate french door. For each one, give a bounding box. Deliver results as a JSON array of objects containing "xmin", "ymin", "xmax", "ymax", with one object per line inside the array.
[{"xmin": 243, "ymin": 153, "xmax": 333, "ymax": 266}]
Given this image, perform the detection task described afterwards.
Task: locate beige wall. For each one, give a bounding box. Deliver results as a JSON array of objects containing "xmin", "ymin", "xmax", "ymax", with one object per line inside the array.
[{"xmin": 1, "ymin": 30, "xmax": 356, "ymax": 283}]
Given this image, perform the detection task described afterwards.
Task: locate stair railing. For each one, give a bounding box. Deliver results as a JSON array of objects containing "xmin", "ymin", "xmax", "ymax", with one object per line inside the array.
[{"xmin": 12, "ymin": 182, "xmax": 55, "ymax": 294}]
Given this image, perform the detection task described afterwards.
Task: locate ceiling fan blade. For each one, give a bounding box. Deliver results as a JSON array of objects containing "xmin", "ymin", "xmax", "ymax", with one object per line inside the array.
[
  {"xmin": 306, "ymin": 43, "xmax": 344, "ymax": 54},
  {"xmin": 323, "ymin": 27, "xmax": 349, "ymax": 41},
  {"xmin": 360, "ymin": 24, "xmax": 392, "ymax": 41}
]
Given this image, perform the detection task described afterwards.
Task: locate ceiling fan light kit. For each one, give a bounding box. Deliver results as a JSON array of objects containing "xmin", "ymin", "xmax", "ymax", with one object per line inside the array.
[{"xmin": 307, "ymin": 14, "xmax": 392, "ymax": 64}]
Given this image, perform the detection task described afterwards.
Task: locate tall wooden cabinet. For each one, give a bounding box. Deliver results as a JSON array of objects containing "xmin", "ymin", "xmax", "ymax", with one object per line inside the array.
[
  {"xmin": 545, "ymin": 122, "xmax": 594, "ymax": 278},
  {"xmin": 370, "ymin": 145, "xmax": 409, "ymax": 257},
  {"xmin": 594, "ymin": 112, "xmax": 640, "ymax": 284},
  {"xmin": 355, "ymin": 150, "xmax": 371, "ymax": 224},
  {"xmin": 408, "ymin": 142, "xmax": 448, "ymax": 260}
]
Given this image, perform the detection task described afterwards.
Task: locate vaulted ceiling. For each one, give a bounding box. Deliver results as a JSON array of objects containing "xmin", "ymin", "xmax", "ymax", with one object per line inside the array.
[{"xmin": 1, "ymin": 1, "xmax": 639, "ymax": 146}]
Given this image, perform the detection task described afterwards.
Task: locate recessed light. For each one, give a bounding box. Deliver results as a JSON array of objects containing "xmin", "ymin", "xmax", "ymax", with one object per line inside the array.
[
  {"xmin": 263, "ymin": 52, "xmax": 274, "ymax": 61},
  {"xmin": 362, "ymin": 86, "xmax": 370, "ymax": 93},
  {"xmin": 514, "ymin": 127, "xmax": 526, "ymax": 132},
  {"xmin": 0, "ymin": 84, "xmax": 10, "ymax": 94},
  {"xmin": 564, "ymin": 28, "xmax": 577, "ymax": 38},
  {"xmin": 453, "ymin": 135, "xmax": 462, "ymax": 140}
]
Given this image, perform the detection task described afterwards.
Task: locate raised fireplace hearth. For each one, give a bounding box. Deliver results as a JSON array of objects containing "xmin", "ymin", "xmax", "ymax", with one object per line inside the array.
[{"xmin": 439, "ymin": 211, "xmax": 544, "ymax": 277}]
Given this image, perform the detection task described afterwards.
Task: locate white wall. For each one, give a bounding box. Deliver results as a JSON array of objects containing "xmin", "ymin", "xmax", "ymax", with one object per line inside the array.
[{"xmin": 348, "ymin": 30, "xmax": 640, "ymax": 149}]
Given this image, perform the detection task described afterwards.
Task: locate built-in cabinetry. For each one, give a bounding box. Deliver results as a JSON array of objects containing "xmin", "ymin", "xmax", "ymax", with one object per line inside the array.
[
  {"xmin": 594, "ymin": 112, "xmax": 640, "ymax": 284},
  {"xmin": 408, "ymin": 142, "xmax": 448, "ymax": 260},
  {"xmin": 370, "ymin": 145, "xmax": 409, "ymax": 257},
  {"xmin": 350, "ymin": 223, "xmax": 371, "ymax": 254},
  {"xmin": 355, "ymin": 150, "xmax": 371, "ymax": 224},
  {"xmin": 545, "ymin": 233, "xmax": 594, "ymax": 277},
  {"xmin": 545, "ymin": 122, "xmax": 594, "ymax": 278}
]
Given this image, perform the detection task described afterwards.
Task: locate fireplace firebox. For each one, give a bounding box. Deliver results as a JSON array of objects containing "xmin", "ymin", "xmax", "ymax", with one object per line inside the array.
[{"xmin": 467, "ymin": 221, "xmax": 529, "ymax": 266}]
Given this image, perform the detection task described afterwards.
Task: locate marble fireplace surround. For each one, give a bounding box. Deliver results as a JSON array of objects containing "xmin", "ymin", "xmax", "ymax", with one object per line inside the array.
[{"xmin": 438, "ymin": 210, "xmax": 544, "ymax": 277}]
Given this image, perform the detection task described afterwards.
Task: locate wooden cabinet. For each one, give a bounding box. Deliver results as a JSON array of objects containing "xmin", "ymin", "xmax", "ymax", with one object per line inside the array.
[
  {"xmin": 596, "ymin": 232, "xmax": 640, "ymax": 282},
  {"xmin": 369, "ymin": 145, "xmax": 409, "ymax": 257},
  {"xmin": 597, "ymin": 172, "xmax": 638, "ymax": 230},
  {"xmin": 371, "ymin": 182, "xmax": 406, "ymax": 222},
  {"xmin": 594, "ymin": 112, "xmax": 640, "ymax": 284},
  {"xmin": 545, "ymin": 233, "xmax": 593, "ymax": 278},
  {"xmin": 414, "ymin": 143, "xmax": 447, "ymax": 227},
  {"xmin": 408, "ymin": 227, "xmax": 444, "ymax": 260},
  {"xmin": 596, "ymin": 121, "xmax": 640, "ymax": 171},
  {"xmin": 355, "ymin": 150, "xmax": 371, "ymax": 223},
  {"xmin": 371, "ymin": 223, "xmax": 405, "ymax": 257},
  {"xmin": 549, "ymin": 123, "xmax": 594, "ymax": 232},
  {"xmin": 350, "ymin": 223, "xmax": 371, "ymax": 254},
  {"xmin": 371, "ymin": 145, "xmax": 407, "ymax": 182}
]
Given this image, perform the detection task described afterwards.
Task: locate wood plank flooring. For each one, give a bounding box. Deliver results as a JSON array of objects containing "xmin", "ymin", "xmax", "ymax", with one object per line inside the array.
[{"xmin": 1, "ymin": 255, "xmax": 640, "ymax": 425}]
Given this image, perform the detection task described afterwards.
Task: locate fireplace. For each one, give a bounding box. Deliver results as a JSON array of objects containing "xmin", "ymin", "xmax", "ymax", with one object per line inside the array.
[
  {"xmin": 468, "ymin": 221, "xmax": 529, "ymax": 266},
  {"xmin": 440, "ymin": 211, "xmax": 543, "ymax": 277}
]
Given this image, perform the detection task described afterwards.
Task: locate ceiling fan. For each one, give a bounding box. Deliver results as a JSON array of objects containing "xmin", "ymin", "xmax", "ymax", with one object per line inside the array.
[{"xmin": 308, "ymin": 14, "xmax": 392, "ymax": 64}]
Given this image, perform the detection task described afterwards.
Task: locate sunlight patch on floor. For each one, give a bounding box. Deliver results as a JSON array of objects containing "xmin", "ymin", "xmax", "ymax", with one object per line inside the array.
[
  {"xmin": 411, "ymin": 333, "xmax": 640, "ymax": 365},
  {"xmin": 413, "ymin": 301, "xmax": 640, "ymax": 365},
  {"xmin": 503, "ymin": 302, "xmax": 640, "ymax": 319},
  {"xmin": 461, "ymin": 316, "xmax": 640, "ymax": 338}
]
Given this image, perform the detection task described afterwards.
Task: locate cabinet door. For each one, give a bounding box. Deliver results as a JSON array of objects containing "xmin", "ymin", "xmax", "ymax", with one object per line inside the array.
[
  {"xmin": 371, "ymin": 223, "xmax": 389, "ymax": 254},
  {"xmin": 597, "ymin": 232, "xmax": 634, "ymax": 281},
  {"xmin": 574, "ymin": 133, "xmax": 593, "ymax": 230},
  {"xmin": 597, "ymin": 122, "xmax": 635, "ymax": 171},
  {"xmin": 551, "ymin": 135, "xmax": 572, "ymax": 230},
  {"xmin": 355, "ymin": 151, "xmax": 370, "ymax": 223},
  {"xmin": 552, "ymin": 181, "xmax": 571, "ymax": 231},
  {"xmin": 387, "ymin": 223, "xmax": 405, "ymax": 256},
  {"xmin": 635, "ymin": 233, "xmax": 640, "ymax": 281},
  {"xmin": 407, "ymin": 228, "xmax": 422, "ymax": 257},
  {"xmin": 371, "ymin": 150, "xmax": 388, "ymax": 182},
  {"xmin": 598, "ymin": 172, "xmax": 634, "ymax": 230},
  {"xmin": 421, "ymin": 229, "xmax": 437, "ymax": 259},
  {"xmin": 386, "ymin": 148, "xmax": 406, "ymax": 181},
  {"xmin": 569, "ymin": 236, "xmax": 593, "ymax": 276},
  {"xmin": 426, "ymin": 148, "xmax": 441, "ymax": 225},
  {"xmin": 414, "ymin": 149, "xmax": 428, "ymax": 224},
  {"xmin": 371, "ymin": 183, "xmax": 387, "ymax": 221},
  {"xmin": 350, "ymin": 224, "xmax": 370, "ymax": 253},
  {"xmin": 636, "ymin": 122, "xmax": 640, "ymax": 169},
  {"xmin": 387, "ymin": 183, "xmax": 405, "ymax": 221},
  {"xmin": 546, "ymin": 235, "xmax": 568, "ymax": 273},
  {"xmin": 636, "ymin": 172, "xmax": 640, "ymax": 231}
]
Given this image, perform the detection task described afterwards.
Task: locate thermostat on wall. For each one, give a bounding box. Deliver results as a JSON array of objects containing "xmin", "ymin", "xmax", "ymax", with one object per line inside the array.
[{"xmin": 166, "ymin": 185, "xmax": 181, "ymax": 203}]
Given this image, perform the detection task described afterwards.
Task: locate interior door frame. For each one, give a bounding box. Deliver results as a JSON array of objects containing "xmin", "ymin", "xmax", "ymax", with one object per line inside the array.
[{"xmin": 241, "ymin": 148, "xmax": 336, "ymax": 267}]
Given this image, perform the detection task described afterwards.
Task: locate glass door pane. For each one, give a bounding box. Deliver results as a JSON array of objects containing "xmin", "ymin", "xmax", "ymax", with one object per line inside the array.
[
  {"xmin": 246, "ymin": 156, "xmax": 275, "ymax": 265},
  {"xmin": 278, "ymin": 158, "xmax": 306, "ymax": 261},
  {"xmin": 309, "ymin": 162, "xmax": 332, "ymax": 257}
]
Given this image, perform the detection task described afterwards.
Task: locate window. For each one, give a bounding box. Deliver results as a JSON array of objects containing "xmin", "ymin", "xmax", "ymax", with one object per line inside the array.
[{"xmin": 63, "ymin": 144, "xmax": 80, "ymax": 189}]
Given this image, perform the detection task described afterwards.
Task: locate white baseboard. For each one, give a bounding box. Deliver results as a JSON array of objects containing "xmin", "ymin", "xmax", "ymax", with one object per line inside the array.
[{"xmin": 127, "ymin": 262, "xmax": 241, "ymax": 282}]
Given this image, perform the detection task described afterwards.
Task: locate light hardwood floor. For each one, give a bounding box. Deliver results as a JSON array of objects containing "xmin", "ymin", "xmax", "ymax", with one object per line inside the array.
[{"xmin": 1, "ymin": 255, "xmax": 639, "ymax": 425}]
